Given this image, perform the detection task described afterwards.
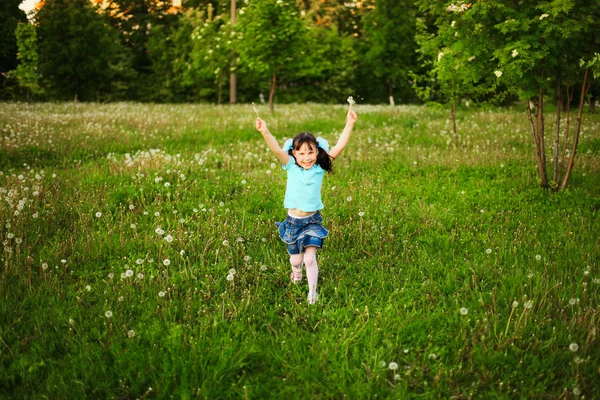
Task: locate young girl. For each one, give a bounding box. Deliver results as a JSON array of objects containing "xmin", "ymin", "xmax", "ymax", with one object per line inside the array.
[{"xmin": 255, "ymin": 110, "xmax": 358, "ymax": 304}]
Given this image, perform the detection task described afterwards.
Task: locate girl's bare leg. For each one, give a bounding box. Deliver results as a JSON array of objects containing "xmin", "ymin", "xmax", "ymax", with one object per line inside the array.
[{"xmin": 303, "ymin": 246, "xmax": 319, "ymax": 303}]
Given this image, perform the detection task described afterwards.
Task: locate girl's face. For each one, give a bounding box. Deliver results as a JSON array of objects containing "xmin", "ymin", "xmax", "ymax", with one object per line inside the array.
[{"xmin": 293, "ymin": 142, "xmax": 318, "ymax": 170}]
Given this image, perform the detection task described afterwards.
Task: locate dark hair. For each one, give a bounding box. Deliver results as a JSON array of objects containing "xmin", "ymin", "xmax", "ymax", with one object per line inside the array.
[{"xmin": 288, "ymin": 132, "xmax": 333, "ymax": 173}]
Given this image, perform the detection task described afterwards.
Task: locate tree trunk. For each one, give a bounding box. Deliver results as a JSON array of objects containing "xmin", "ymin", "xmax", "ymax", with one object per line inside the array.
[
  {"xmin": 526, "ymin": 100, "xmax": 547, "ymax": 188},
  {"xmin": 269, "ymin": 74, "xmax": 276, "ymax": 114},
  {"xmin": 229, "ymin": 0, "xmax": 236, "ymax": 104},
  {"xmin": 217, "ymin": 73, "xmax": 223, "ymax": 105},
  {"xmin": 388, "ymin": 80, "xmax": 394, "ymax": 106},
  {"xmin": 560, "ymin": 81, "xmax": 572, "ymax": 171},
  {"xmin": 451, "ymin": 102, "xmax": 458, "ymax": 146},
  {"xmin": 560, "ymin": 68, "xmax": 590, "ymax": 190},
  {"xmin": 552, "ymin": 78, "xmax": 561, "ymax": 187}
]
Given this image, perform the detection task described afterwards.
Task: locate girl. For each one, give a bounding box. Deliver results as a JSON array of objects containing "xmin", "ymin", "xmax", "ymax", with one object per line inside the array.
[{"xmin": 255, "ymin": 110, "xmax": 358, "ymax": 304}]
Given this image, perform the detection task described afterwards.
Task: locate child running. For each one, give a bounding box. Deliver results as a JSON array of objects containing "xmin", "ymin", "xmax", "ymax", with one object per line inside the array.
[{"xmin": 255, "ymin": 109, "xmax": 358, "ymax": 304}]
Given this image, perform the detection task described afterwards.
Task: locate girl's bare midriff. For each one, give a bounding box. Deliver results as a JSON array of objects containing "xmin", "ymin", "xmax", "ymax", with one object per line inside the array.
[{"xmin": 288, "ymin": 208, "xmax": 316, "ymax": 217}]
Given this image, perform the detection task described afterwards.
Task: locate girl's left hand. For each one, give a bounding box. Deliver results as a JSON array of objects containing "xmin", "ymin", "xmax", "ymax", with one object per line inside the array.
[{"xmin": 347, "ymin": 110, "xmax": 358, "ymax": 125}]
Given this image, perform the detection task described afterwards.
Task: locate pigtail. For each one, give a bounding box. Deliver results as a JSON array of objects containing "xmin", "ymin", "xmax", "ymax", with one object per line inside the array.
[{"xmin": 317, "ymin": 147, "xmax": 333, "ymax": 173}]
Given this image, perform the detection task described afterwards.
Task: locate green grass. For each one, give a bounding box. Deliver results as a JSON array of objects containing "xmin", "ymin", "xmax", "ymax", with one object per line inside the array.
[{"xmin": 1, "ymin": 102, "xmax": 599, "ymax": 398}]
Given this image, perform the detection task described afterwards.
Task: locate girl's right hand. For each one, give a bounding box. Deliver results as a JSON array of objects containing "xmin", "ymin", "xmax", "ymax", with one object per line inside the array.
[{"xmin": 256, "ymin": 117, "xmax": 268, "ymax": 134}]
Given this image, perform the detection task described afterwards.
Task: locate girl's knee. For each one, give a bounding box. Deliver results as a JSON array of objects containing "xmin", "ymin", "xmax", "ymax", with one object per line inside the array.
[
  {"xmin": 290, "ymin": 254, "xmax": 303, "ymax": 267},
  {"xmin": 303, "ymin": 248, "xmax": 318, "ymax": 268}
]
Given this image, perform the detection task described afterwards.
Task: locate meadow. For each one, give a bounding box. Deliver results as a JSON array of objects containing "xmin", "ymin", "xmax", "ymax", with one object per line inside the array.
[{"xmin": 0, "ymin": 102, "xmax": 599, "ymax": 398}]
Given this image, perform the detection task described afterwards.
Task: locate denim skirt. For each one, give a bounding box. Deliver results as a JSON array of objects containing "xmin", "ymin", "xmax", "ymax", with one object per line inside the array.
[{"xmin": 275, "ymin": 211, "xmax": 329, "ymax": 255}]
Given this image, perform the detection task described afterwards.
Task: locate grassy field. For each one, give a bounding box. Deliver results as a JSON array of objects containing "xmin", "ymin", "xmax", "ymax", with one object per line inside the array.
[{"xmin": 1, "ymin": 102, "xmax": 599, "ymax": 398}]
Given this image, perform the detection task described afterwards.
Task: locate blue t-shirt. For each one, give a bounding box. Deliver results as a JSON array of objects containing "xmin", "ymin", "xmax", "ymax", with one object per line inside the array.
[{"xmin": 282, "ymin": 156, "xmax": 325, "ymax": 211}]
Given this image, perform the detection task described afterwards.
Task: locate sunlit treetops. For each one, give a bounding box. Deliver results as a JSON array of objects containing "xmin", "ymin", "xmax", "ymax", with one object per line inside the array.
[{"xmin": 34, "ymin": 0, "xmax": 183, "ymax": 19}]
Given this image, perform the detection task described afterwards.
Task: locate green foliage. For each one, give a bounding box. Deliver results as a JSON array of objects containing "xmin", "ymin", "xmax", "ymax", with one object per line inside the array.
[
  {"xmin": 363, "ymin": 0, "xmax": 420, "ymax": 104},
  {"xmin": 237, "ymin": 0, "xmax": 308, "ymax": 107},
  {"xmin": 6, "ymin": 23, "xmax": 42, "ymax": 100},
  {"xmin": 36, "ymin": 0, "xmax": 134, "ymax": 101}
]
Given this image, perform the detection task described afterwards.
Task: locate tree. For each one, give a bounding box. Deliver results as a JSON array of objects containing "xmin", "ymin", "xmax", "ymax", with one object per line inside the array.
[
  {"xmin": 238, "ymin": 0, "xmax": 307, "ymax": 113},
  {"xmin": 189, "ymin": 5, "xmax": 236, "ymax": 104},
  {"xmin": 0, "ymin": 0, "xmax": 27, "ymax": 95},
  {"xmin": 413, "ymin": 4, "xmax": 498, "ymax": 142},
  {"xmin": 363, "ymin": 0, "xmax": 419, "ymax": 106},
  {"xmin": 36, "ymin": 0, "xmax": 132, "ymax": 101},
  {"xmin": 417, "ymin": 0, "xmax": 600, "ymax": 190},
  {"xmin": 7, "ymin": 22, "xmax": 42, "ymax": 100}
]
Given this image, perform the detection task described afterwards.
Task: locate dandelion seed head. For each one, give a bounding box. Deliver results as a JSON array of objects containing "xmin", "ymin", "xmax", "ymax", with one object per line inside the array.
[
  {"xmin": 494, "ymin": 70, "xmax": 503, "ymax": 78},
  {"xmin": 125, "ymin": 269, "xmax": 134, "ymax": 277},
  {"xmin": 163, "ymin": 259, "xmax": 171, "ymax": 266},
  {"xmin": 105, "ymin": 310, "xmax": 113, "ymax": 318},
  {"xmin": 388, "ymin": 362, "xmax": 398, "ymax": 370},
  {"xmin": 158, "ymin": 291, "xmax": 166, "ymax": 297},
  {"xmin": 460, "ymin": 307, "xmax": 468, "ymax": 315},
  {"xmin": 535, "ymin": 254, "xmax": 542, "ymax": 261},
  {"xmin": 486, "ymin": 248, "xmax": 492, "ymax": 254},
  {"xmin": 524, "ymin": 300, "xmax": 533, "ymax": 309},
  {"xmin": 95, "ymin": 212, "xmax": 102, "ymax": 218},
  {"xmin": 226, "ymin": 274, "xmax": 234, "ymax": 281},
  {"xmin": 128, "ymin": 330, "xmax": 135, "ymax": 338}
]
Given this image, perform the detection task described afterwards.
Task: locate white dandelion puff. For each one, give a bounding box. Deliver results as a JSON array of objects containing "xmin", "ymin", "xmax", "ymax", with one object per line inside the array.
[
  {"xmin": 460, "ymin": 307, "xmax": 468, "ymax": 315},
  {"xmin": 105, "ymin": 310, "xmax": 113, "ymax": 318},
  {"xmin": 569, "ymin": 342, "xmax": 579, "ymax": 352}
]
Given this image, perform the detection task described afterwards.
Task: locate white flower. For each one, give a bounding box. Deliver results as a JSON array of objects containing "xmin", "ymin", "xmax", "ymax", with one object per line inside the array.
[
  {"xmin": 165, "ymin": 234, "xmax": 173, "ymax": 243},
  {"xmin": 241, "ymin": 180, "xmax": 247, "ymax": 185},
  {"xmin": 164, "ymin": 182, "xmax": 170, "ymax": 187},
  {"xmin": 346, "ymin": 196, "xmax": 352, "ymax": 202},
  {"xmin": 486, "ymin": 248, "xmax": 492, "ymax": 254},
  {"xmin": 535, "ymin": 255, "xmax": 541, "ymax": 261},
  {"xmin": 539, "ymin": 13, "xmax": 549, "ymax": 20},
  {"xmin": 128, "ymin": 330, "xmax": 135, "ymax": 338},
  {"xmin": 260, "ymin": 265, "xmax": 267, "ymax": 271},
  {"xmin": 511, "ymin": 49, "xmax": 519, "ymax": 58},
  {"xmin": 438, "ymin": 52, "xmax": 444, "ymax": 62},
  {"xmin": 428, "ymin": 353, "xmax": 437, "ymax": 360},
  {"xmin": 180, "ymin": 250, "xmax": 185, "ymax": 256},
  {"xmin": 573, "ymin": 387, "xmax": 581, "ymax": 396},
  {"xmin": 129, "ymin": 204, "xmax": 135, "ymax": 210},
  {"xmin": 468, "ymin": 56, "xmax": 476, "ymax": 62},
  {"xmin": 524, "ymin": 300, "xmax": 533, "ymax": 309},
  {"xmin": 460, "ymin": 307, "xmax": 468, "ymax": 315},
  {"xmin": 569, "ymin": 298, "xmax": 577, "ymax": 305},
  {"xmin": 86, "ymin": 285, "xmax": 91, "ymax": 291},
  {"xmin": 222, "ymin": 240, "xmax": 229, "ymax": 246},
  {"xmin": 108, "ymin": 272, "xmax": 114, "ymax": 279},
  {"xmin": 130, "ymin": 223, "xmax": 137, "ymax": 229},
  {"xmin": 137, "ymin": 273, "xmax": 144, "ymax": 279},
  {"xmin": 136, "ymin": 258, "xmax": 144, "ymax": 265},
  {"xmin": 158, "ymin": 291, "xmax": 166, "ymax": 297},
  {"xmin": 95, "ymin": 212, "xmax": 102, "ymax": 218},
  {"xmin": 163, "ymin": 259, "xmax": 170, "ymax": 266},
  {"xmin": 105, "ymin": 310, "xmax": 113, "ymax": 318},
  {"xmin": 41, "ymin": 263, "xmax": 48, "ymax": 270},
  {"xmin": 569, "ymin": 342, "xmax": 579, "ymax": 352},
  {"xmin": 61, "ymin": 259, "xmax": 67, "ymax": 264},
  {"xmin": 451, "ymin": 20, "xmax": 456, "ymax": 27},
  {"xmin": 229, "ymin": 268, "xmax": 237, "ymax": 275},
  {"xmin": 512, "ymin": 301, "xmax": 519, "ymax": 308},
  {"xmin": 154, "ymin": 212, "xmax": 160, "ymax": 217},
  {"xmin": 226, "ymin": 274, "xmax": 234, "ymax": 281},
  {"xmin": 358, "ymin": 212, "xmax": 365, "ymax": 217},
  {"xmin": 244, "ymin": 255, "xmax": 251, "ymax": 261},
  {"xmin": 494, "ymin": 70, "xmax": 503, "ymax": 78},
  {"xmin": 125, "ymin": 269, "xmax": 134, "ymax": 277},
  {"xmin": 155, "ymin": 227, "xmax": 164, "ymax": 235},
  {"xmin": 388, "ymin": 362, "xmax": 398, "ymax": 370}
]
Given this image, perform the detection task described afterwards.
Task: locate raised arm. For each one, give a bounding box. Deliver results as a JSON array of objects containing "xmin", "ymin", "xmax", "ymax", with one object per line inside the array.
[
  {"xmin": 256, "ymin": 117, "xmax": 290, "ymax": 165},
  {"xmin": 328, "ymin": 110, "xmax": 357, "ymax": 159}
]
